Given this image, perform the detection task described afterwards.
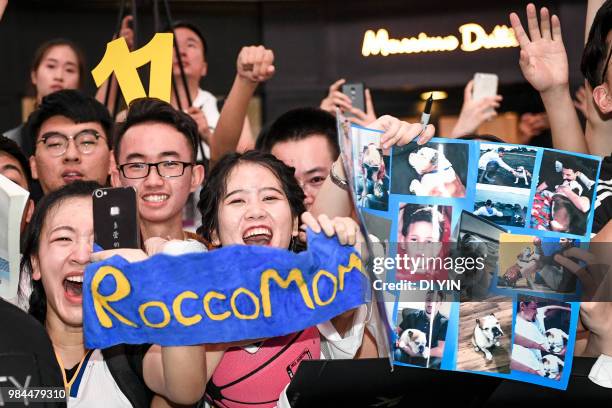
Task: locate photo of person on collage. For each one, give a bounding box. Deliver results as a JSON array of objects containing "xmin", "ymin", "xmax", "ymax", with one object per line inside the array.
[
  {"xmin": 531, "ymin": 151, "xmax": 598, "ymax": 236},
  {"xmin": 474, "ymin": 144, "xmax": 535, "ymax": 228},
  {"xmin": 511, "ymin": 296, "xmax": 571, "ymax": 381},
  {"xmin": 396, "ymin": 203, "xmax": 452, "ymax": 282},
  {"xmin": 498, "ymin": 234, "xmax": 578, "ymax": 293},
  {"xmin": 394, "ymin": 290, "xmax": 449, "ymax": 369},
  {"xmin": 478, "ymin": 144, "xmax": 537, "ymax": 188},
  {"xmin": 352, "ymin": 128, "xmax": 390, "ymax": 211}
]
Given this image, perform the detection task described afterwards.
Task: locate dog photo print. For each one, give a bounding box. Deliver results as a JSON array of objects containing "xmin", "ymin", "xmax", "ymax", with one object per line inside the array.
[
  {"xmin": 497, "ymin": 233, "xmax": 578, "ymax": 295},
  {"xmin": 390, "ymin": 140, "xmax": 468, "ymax": 198},
  {"xmin": 393, "ymin": 291, "xmax": 450, "ymax": 369},
  {"xmin": 530, "ymin": 150, "xmax": 599, "ymax": 237},
  {"xmin": 477, "ymin": 144, "xmax": 537, "ymax": 189},
  {"xmin": 456, "ymin": 297, "xmax": 513, "ymax": 374},
  {"xmin": 511, "ymin": 295, "xmax": 572, "ymax": 382}
]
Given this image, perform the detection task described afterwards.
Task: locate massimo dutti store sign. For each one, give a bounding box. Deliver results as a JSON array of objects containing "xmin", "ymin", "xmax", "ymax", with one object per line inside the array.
[{"xmin": 362, "ymin": 23, "xmax": 519, "ymax": 56}]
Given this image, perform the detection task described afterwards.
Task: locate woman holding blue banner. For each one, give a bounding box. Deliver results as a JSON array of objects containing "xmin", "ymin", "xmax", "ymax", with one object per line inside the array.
[
  {"xmin": 21, "ymin": 181, "xmax": 210, "ymax": 408},
  {"xmin": 190, "ymin": 150, "xmax": 379, "ymax": 408}
]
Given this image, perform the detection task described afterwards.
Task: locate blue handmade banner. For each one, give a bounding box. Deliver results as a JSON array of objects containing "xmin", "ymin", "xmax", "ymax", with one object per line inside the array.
[{"xmin": 83, "ymin": 231, "xmax": 367, "ymax": 349}]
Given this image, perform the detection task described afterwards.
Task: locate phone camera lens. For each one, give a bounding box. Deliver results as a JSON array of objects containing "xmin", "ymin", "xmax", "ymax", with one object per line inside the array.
[{"xmin": 94, "ymin": 189, "xmax": 104, "ymax": 198}]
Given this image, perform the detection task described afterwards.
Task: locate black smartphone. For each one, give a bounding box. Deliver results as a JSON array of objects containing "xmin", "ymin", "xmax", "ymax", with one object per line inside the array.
[
  {"xmin": 93, "ymin": 187, "xmax": 140, "ymax": 250},
  {"xmin": 341, "ymin": 82, "xmax": 366, "ymax": 113}
]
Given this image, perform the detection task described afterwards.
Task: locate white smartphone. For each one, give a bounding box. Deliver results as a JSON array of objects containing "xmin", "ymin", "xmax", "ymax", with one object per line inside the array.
[{"xmin": 472, "ymin": 73, "xmax": 498, "ymax": 101}]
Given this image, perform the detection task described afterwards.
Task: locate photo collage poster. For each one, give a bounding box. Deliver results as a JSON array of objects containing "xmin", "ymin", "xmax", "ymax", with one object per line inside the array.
[{"xmin": 337, "ymin": 117, "xmax": 603, "ymax": 390}]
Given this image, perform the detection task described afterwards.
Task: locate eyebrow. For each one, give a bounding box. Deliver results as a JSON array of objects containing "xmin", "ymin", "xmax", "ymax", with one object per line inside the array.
[
  {"xmin": 124, "ymin": 151, "xmax": 180, "ymax": 162},
  {"xmin": 224, "ymin": 187, "xmax": 285, "ymax": 199},
  {"xmin": 304, "ymin": 167, "xmax": 327, "ymax": 176},
  {"xmin": 49, "ymin": 225, "xmax": 76, "ymax": 235},
  {"xmin": 185, "ymin": 38, "xmax": 201, "ymax": 46},
  {"xmin": 1, "ymin": 163, "xmax": 24, "ymax": 175}
]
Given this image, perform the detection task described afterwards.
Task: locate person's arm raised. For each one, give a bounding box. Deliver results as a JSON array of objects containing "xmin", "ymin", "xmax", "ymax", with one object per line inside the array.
[
  {"xmin": 583, "ymin": 0, "xmax": 612, "ymax": 156},
  {"xmin": 209, "ymin": 46, "xmax": 275, "ymax": 166},
  {"xmin": 311, "ymin": 117, "xmax": 435, "ymax": 219},
  {"xmin": 450, "ymin": 80, "xmax": 502, "ymax": 138},
  {"xmin": 510, "ymin": 3, "xmax": 588, "ymax": 153}
]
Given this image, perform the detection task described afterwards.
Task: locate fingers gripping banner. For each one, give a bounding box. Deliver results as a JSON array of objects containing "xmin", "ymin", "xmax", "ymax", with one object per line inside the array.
[{"xmin": 83, "ymin": 232, "xmax": 367, "ymax": 349}]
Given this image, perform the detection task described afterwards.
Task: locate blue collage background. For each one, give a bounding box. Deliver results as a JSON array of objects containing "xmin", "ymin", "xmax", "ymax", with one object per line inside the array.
[{"xmin": 340, "ymin": 122, "xmax": 602, "ymax": 391}]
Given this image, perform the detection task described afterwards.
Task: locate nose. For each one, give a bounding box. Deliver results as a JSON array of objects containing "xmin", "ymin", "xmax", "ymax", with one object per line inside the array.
[
  {"xmin": 63, "ymin": 138, "xmax": 81, "ymax": 162},
  {"xmin": 71, "ymin": 239, "xmax": 92, "ymax": 265},
  {"xmin": 143, "ymin": 165, "xmax": 164, "ymax": 187},
  {"xmin": 53, "ymin": 65, "xmax": 64, "ymax": 81},
  {"xmin": 245, "ymin": 200, "xmax": 266, "ymax": 220},
  {"xmin": 302, "ymin": 190, "xmax": 315, "ymax": 210}
]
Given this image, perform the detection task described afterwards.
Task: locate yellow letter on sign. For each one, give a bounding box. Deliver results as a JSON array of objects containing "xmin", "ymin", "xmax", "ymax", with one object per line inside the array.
[{"xmin": 91, "ymin": 33, "xmax": 173, "ymax": 104}]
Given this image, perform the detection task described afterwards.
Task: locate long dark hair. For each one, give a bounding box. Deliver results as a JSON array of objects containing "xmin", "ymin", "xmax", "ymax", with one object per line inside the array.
[
  {"xmin": 197, "ymin": 150, "xmax": 306, "ymax": 250},
  {"xmin": 22, "ymin": 181, "xmax": 101, "ymax": 323}
]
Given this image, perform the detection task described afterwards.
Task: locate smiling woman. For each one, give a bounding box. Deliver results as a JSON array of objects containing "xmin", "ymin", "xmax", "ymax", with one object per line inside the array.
[
  {"xmin": 21, "ymin": 181, "xmax": 208, "ymax": 407},
  {"xmin": 198, "ymin": 150, "xmax": 306, "ymax": 249},
  {"xmin": 194, "ymin": 150, "xmax": 377, "ymax": 408}
]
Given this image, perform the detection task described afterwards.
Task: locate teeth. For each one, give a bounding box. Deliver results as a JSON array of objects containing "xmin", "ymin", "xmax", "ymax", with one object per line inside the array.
[
  {"xmin": 143, "ymin": 194, "xmax": 169, "ymax": 203},
  {"xmin": 66, "ymin": 276, "xmax": 83, "ymax": 283},
  {"xmin": 243, "ymin": 227, "xmax": 272, "ymax": 239}
]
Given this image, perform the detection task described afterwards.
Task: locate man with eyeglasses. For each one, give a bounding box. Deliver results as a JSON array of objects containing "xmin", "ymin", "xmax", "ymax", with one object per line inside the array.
[
  {"xmin": 110, "ymin": 98, "xmax": 205, "ymax": 243},
  {"xmin": 26, "ymin": 90, "xmax": 112, "ymax": 195}
]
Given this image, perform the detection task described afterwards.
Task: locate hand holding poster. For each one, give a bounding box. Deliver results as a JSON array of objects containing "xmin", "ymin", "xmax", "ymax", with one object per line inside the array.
[
  {"xmin": 83, "ymin": 231, "xmax": 367, "ymax": 349},
  {"xmin": 337, "ymin": 117, "xmax": 602, "ymax": 390}
]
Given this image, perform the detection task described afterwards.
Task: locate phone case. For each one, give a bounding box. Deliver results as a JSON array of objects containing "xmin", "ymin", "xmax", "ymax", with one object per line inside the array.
[
  {"xmin": 93, "ymin": 187, "xmax": 140, "ymax": 250},
  {"xmin": 472, "ymin": 73, "xmax": 498, "ymax": 101},
  {"xmin": 342, "ymin": 83, "xmax": 366, "ymax": 113}
]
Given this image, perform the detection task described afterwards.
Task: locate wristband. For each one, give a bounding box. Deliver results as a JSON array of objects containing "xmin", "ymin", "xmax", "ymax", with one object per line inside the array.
[{"xmin": 330, "ymin": 161, "xmax": 350, "ymax": 191}]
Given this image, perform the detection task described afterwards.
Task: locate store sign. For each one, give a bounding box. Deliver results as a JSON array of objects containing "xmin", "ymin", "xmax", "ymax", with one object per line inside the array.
[{"xmin": 362, "ymin": 23, "xmax": 518, "ymax": 56}]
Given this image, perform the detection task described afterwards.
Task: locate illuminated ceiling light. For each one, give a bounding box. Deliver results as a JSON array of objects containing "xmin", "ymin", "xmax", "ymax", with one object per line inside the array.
[{"xmin": 420, "ymin": 91, "xmax": 447, "ymax": 100}]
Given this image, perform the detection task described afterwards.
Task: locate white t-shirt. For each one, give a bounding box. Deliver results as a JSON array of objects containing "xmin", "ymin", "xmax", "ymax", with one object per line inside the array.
[
  {"xmin": 192, "ymin": 88, "xmax": 220, "ymax": 161},
  {"xmin": 512, "ymin": 309, "xmax": 547, "ymax": 371},
  {"xmin": 474, "ymin": 206, "xmax": 503, "ymax": 217},
  {"xmin": 478, "ymin": 151, "xmax": 514, "ymax": 173},
  {"xmin": 67, "ymin": 349, "xmax": 132, "ymax": 407}
]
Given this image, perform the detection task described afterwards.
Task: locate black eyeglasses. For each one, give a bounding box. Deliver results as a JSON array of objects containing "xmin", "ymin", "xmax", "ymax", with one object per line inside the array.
[
  {"xmin": 117, "ymin": 161, "xmax": 193, "ymax": 179},
  {"xmin": 37, "ymin": 129, "xmax": 106, "ymax": 157},
  {"xmin": 602, "ymin": 45, "xmax": 612, "ymax": 84}
]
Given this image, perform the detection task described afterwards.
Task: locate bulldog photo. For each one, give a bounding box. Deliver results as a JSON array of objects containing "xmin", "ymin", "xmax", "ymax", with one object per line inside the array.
[
  {"xmin": 472, "ymin": 313, "xmax": 504, "ymax": 362},
  {"xmin": 407, "ymin": 146, "xmax": 467, "ymax": 198},
  {"xmin": 457, "ymin": 298, "xmax": 512, "ymax": 374},
  {"xmin": 539, "ymin": 354, "xmax": 564, "ymax": 379},
  {"xmin": 398, "ymin": 328, "xmax": 430, "ymax": 359},
  {"xmin": 543, "ymin": 328, "xmax": 569, "ymax": 354}
]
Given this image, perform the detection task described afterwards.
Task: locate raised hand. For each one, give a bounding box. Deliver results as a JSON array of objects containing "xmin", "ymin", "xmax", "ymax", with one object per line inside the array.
[
  {"xmin": 236, "ymin": 45, "xmax": 275, "ymax": 83},
  {"xmin": 509, "ymin": 4, "xmax": 568, "ymax": 94},
  {"xmin": 349, "ymin": 89, "xmax": 378, "ymax": 127},
  {"xmin": 367, "ymin": 115, "xmax": 435, "ymax": 150},
  {"xmin": 119, "ymin": 15, "xmax": 135, "ymax": 50},
  {"xmin": 300, "ymin": 212, "xmax": 362, "ymax": 249},
  {"xmin": 451, "ymin": 79, "xmax": 502, "ymax": 138},
  {"xmin": 320, "ymin": 79, "xmax": 353, "ymax": 113}
]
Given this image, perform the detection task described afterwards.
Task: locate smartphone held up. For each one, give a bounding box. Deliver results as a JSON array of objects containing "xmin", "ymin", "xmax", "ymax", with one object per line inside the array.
[{"xmin": 93, "ymin": 187, "xmax": 140, "ymax": 250}]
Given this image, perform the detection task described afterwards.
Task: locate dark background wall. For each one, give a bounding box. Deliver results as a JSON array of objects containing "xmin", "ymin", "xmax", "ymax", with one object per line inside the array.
[{"xmin": 0, "ymin": 0, "xmax": 587, "ymax": 132}]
